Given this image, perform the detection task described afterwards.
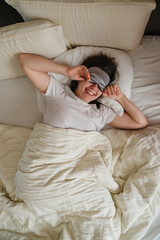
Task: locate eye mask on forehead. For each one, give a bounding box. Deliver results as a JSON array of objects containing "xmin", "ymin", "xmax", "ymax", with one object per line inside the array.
[{"xmin": 88, "ymin": 67, "xmax": 110, "ymax": 92}]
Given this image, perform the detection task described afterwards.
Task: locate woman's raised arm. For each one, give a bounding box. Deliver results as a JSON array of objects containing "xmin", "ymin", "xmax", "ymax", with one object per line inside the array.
[
  {"xmin": 19, "ymin": 53, "xmax": 90, "ymax": 93},
  {"xmin": 19, "ymin": 53, "xmax": 69, "ymax": 93},
  {"xmin": 103, "ymin": 85, "xmax": 149, "ymax": 129}
]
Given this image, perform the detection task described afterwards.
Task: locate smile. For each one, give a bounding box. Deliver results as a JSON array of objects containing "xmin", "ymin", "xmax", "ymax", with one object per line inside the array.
[{"xmin": 86, "ymin": 90, "xmax": 96, "ymax": 96}]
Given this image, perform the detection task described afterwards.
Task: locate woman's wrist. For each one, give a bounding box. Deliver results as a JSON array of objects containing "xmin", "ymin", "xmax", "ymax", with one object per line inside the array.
[
  {"xmin": 66, "ymin": 67, "xmax": 72, "ymax": 78},
  {"xmin": 117, "ymin": 93, "xmax": 127, "ymax": 105}
]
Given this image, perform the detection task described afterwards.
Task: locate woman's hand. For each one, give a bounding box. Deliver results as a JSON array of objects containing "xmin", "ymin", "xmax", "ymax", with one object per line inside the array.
[
  {"xmin": 67, "ymin": 65, "xmax": 90, "ymax": 81},
  {"xmin": 104, "ymin": 85, "xmax": 149, "ymax": 129},
  {"xmin": 102, "ymin": 84, "xmax": 124, "ymax": 101}
]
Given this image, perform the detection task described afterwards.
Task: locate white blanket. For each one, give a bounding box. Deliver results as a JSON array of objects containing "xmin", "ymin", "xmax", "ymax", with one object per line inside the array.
[{"xmin": 1, "ymin": 123, "xmax": 160, "ymax": 239}]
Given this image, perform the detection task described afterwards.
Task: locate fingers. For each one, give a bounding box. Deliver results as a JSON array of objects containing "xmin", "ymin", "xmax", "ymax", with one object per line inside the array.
[
  {"xmin": 102, "ymin": 85, "xmax": 119, "ymax": 99},
  {"xmin": 72, "ymin": 65, "xmax": 90, "ymax": 81},
  {"xmin": 113, "ymin": 85, "xmax": 118, "ymax": 93},
  {"xmin": 81, "ymin": 65, "xmax": 90, "ymax": 81},
  {"xmin": 68, "ymin": 65, "xmax": 90, "ymax": 81},
  {"xmin": 105, "ymin": 85, "xmax": 117, "ymax": 96}
]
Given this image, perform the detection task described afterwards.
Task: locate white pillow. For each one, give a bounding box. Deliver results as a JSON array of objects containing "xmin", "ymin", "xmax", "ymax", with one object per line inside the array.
[
  {"xmin": 5, "ymin": 0, "xmax": 155, "ymax": 51},
  {"xmin": 47, "ymin": 46, "xmax": 133, "ymax": 116},
  {"xmin": 0, "ymin": 77, "xmax": 43, "ymax": 128},
  {"xmin": 0, "ymin": 19, "xmax": 68, "ymax": 80}
]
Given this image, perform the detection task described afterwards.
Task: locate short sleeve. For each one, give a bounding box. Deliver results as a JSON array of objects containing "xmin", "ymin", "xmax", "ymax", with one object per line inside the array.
[
  {"xmin": 45, "ymin": 73, "xmax": 65, "ymax": 98},
  {"xmin": 103, "ymin": 105, "xmax": 117, "ymax": 124}
]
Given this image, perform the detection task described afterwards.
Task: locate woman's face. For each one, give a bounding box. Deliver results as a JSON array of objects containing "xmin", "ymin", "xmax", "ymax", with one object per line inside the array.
[{"xmin": 74, "ymin": 80, "xmax": 102, "ymax": 103}]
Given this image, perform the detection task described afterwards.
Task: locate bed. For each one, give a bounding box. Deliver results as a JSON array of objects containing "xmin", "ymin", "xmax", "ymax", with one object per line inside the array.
[{"xmin": 0, "ymin": 0, "xmax": 160, "ymax": 239}]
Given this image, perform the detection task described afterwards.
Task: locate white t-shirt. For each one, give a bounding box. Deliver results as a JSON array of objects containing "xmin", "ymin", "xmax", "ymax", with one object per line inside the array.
[{"xmin": 42, "ymin": 76, "xmax": 116, "ymax": 131}]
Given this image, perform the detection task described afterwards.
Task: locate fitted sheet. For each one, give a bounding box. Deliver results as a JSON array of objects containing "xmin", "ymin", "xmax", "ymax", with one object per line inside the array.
[{"xmin": 130, "ymin": 36, "xmax": 160, "ymax": 125}]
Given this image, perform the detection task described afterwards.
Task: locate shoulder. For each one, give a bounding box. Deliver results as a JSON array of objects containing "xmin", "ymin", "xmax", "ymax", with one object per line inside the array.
[{"xmin": 45, "ymin": 74, "xmax": 65, "ymax": 97}]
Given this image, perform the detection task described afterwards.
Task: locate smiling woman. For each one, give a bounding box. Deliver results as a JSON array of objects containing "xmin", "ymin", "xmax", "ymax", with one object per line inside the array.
[
  {"xmin": 19, "ymin": 53, "xmax": 148, "ymax": 131},
  {"xmin": 70, "ymin": 54, "xmax": 117, "ymax": 108},
  {"xmin": 74, "ymin": 78, "xmax": 103, "ymax": 103}
]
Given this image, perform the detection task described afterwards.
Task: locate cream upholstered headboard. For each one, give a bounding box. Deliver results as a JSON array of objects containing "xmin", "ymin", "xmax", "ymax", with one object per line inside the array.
[
  {"xmin": 1, "ymin": 0, "xmax": 160, "ymax": 36},
  {"xmin": 5, "ymin": 0, "xmax": 156, "ymax": 51}
]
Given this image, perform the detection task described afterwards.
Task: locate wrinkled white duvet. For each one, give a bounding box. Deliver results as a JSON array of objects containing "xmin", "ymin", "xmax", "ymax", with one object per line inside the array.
[{"xmin": 0, "ymin": 123, "xmax": 160, "ymax": 240}]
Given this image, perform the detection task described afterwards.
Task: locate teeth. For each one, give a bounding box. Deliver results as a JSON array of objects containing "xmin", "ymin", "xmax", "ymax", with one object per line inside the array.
[{"xmin": 87, "ymin": 90, "xmax": 95, "ymax": 96}]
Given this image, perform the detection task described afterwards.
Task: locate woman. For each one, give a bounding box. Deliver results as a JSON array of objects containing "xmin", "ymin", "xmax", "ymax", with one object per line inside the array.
[{"xmin": 19, "ymin": 53, "xmax": 148, "ymax": 131}]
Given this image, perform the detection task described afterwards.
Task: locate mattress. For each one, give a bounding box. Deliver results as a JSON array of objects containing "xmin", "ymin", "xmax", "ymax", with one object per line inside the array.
[{"xmin": 0, "ymin": 36, "xmax": 160, "ymax": 239}]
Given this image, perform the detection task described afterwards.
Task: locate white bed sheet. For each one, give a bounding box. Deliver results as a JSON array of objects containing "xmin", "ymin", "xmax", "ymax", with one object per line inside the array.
[
  {"xmin": 130, "ymin": 36, "xmax": 160, "ymax": 125},
  {"xmin": 130, "ymin": 37, "xmax": 160, "ymax": 239}
]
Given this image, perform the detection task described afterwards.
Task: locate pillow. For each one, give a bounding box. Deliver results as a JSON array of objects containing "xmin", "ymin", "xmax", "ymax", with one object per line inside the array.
[
  {"xmin": 5, "ymin": 0, "xmax": 156, "ymax": 51},
  {"xmin": 0, "ymin": 77, "xmax": 43, "ymax": 128},
  {"xmin": 0, "ymin": 19, "xmax": 68, "ymax": 80},
  {"xmin": 44, "ymin": 46, "xmax": 133, "ymax": 117}
]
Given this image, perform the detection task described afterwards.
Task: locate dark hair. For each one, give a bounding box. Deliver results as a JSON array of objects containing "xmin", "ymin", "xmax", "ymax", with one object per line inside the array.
[{"xmin": 70, "ymin": 53, "xmax": 118, "ymax": 109}]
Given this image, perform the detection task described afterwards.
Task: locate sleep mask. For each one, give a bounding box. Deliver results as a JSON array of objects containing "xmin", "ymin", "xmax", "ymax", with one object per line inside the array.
[{"xmin": 88, "ymin": 67, "xmax": 110, "ymax": 92}]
